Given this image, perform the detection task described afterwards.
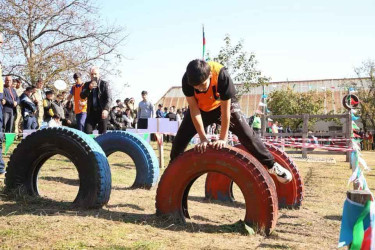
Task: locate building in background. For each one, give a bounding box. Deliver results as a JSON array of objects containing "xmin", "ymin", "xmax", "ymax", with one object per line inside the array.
[
  {"xmin": 156, "ymin": 77, "xmax": 369, "ymax": 132},
  {"xmin": 157, "ymin": 77, "xmax": 368, "ymax": 117}
]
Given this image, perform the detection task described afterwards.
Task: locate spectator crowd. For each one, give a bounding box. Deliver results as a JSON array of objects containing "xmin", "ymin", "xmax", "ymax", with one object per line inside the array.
[
  {"xmin": 4, "ymin": 70, "xmax": 374, "ymax": 153},
  {"xmin": 1, "ymin": 71, "xmax": 188, "ymax": 136}
]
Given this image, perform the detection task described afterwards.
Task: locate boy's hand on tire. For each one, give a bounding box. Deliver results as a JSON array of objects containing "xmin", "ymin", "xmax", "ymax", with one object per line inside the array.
[
  {"xmin": 212, "ymin": 139, "xmax": 226, "ymax": 150},
  {"xmin": 195, "ymin": 139, "xmax": 212, "ymax": 154}
]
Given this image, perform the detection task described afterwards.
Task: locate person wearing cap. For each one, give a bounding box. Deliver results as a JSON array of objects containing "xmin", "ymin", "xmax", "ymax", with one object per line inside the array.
[
  {"xmin": 137, "ymin": 90, "xmax": 154, "ymax": 129},
  {"xmin": 67, "ymin": 72, "xmax": 87, "ymax": 131},
  {"xmin": 43, "ymin": 90, "xmax": 55, "ymax": 123},
  {"xmin": 20, "ymin": 86, "xmax": 38, "ymax": 130},
  {"xmin": 80, "ymin": 66, "xmax": 112, "ymax": 134},
  {"xmin": 170, "ymin": 59, "xmax": 292, "ymax": 184}
]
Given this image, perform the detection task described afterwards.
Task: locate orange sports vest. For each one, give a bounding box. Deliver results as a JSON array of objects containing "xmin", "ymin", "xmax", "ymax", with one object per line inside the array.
[
  {"xmin": 194, "ymin": 61, "xmax": 223, "ymax": 112},
  {"xmin": 73, "ymin": 84, "xmax": 87, "ymax": 114}
]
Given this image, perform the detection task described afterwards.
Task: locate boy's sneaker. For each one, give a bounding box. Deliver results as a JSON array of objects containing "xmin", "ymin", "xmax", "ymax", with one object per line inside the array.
[{"xmin": 268, "ymin": 162, "xmax": 292, "ymax": 184}]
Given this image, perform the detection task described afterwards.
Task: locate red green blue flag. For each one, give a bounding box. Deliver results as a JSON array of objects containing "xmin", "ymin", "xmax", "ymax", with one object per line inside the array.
[{"xmin": 202, "ymin": 25, "xmax": 206, "ymax": 60}]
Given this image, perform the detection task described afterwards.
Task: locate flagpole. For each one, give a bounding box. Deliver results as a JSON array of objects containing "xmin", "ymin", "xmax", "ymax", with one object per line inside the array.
[{"xmin": 202, "ymin": 24, "xmax": 206, "ymax": 60}]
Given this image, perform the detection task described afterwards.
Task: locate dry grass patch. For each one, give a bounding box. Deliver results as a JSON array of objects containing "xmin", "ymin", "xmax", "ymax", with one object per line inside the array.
[{"xmin": 0, "ymin": 141, "xmax": 375, "ymax": 249}]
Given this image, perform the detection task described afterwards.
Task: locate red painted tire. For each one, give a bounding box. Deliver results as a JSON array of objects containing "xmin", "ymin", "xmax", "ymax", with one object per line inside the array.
[
  {"xmin": 205, "ymin": 143, "xmax": 304, "ymax": 208},
  {"xmin": 156, "ymin": 146, "xmax": 278, "ymax": 235},
  {"xmin": 205, "ymin": 172, "xmax": 234, "ymax": 202}
]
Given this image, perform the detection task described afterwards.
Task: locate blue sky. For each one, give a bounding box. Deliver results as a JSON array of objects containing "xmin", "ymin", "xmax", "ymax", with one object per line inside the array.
[{"xmin": 99, "ymin": 0, "xmax": 375, "ymax": 104}]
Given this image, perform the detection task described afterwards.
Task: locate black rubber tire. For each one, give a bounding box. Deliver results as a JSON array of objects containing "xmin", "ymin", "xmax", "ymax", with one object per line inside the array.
[
  {"xmin": 95, "ymin": 131, "xmax": 159, "ymax": 189},
  {"xmin": 5, "ymin": 127, "xmax": 111, "ymax": 209}
]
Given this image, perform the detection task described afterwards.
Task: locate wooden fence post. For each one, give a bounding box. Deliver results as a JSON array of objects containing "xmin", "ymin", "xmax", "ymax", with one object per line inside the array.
[
  {"xmin": 156, "ymin": 118, "xmax": 164, "ymax": 169},
  {"xmin": 261, "ymin": 114, "xmax": 267, "ymax": 137},
  {"xmin": 346, "ymin": 112, "xmax": 352, "ymax": 163},
  {"xmin": 347, "ymin": 190, "xmax": 372, "ymax": 205},
  {"xmin": 302, "ymin": 114, "xmax": 309, "ymax": 158},
  {"xmin": 158, "ymin": 136, "xmax": 164, "ymax": 169}
]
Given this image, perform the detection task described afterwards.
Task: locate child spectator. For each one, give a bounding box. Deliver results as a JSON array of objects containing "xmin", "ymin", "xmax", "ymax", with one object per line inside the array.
[
  {"xmin": 43, "ymin": 90, "xmax": 55, "ymax": 123},
  {"xmin": 109, "ymin": 106, "xmax": 124, "ymax": 130},
  {"xmin": 20, "ymin": 86, "xmax": 38, "ymax": 130},
  {"xmin": 63, "ymin": 100, "xmax": 76, "ymax": 128},
  {"xmin": 163, "ymin": 107, "xmax": 168, "ymax": 117},
  {"xmin": 156, "ymin": 104, "xmax": 164, "ymax": 118},
  {"xmin": 123, "ymin": 108, "xmax": 134, "ymax": 128},
  {"xmin": 48, "ymin": 114, "xmax": 61, "ymax": 127}
]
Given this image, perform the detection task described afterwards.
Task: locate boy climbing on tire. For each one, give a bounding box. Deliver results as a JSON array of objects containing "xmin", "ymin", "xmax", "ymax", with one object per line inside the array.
[{"xmin": 170, "ymin": 59, "xmax": 292, "ymax": 183}]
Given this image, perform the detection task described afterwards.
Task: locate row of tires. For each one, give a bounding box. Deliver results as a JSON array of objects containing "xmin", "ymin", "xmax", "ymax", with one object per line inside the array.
[{"xmin": 4, "ymin": 127, "xmax": 304, "ymax": 235}]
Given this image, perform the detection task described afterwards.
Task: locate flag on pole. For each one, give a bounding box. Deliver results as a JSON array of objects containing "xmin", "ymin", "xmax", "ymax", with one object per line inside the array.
[
  {"xmin": 258, "ymin": 102, "xmax": 267, "ymax": 107},
  {"xmin": 202, "ymin": 24, "xmax": 206, "ymax": 60},
  {"xmin": 338, "ymin": 199, "xmax": 372, "ymax": 248},
  {"xmin": 352, "ymin": 113, "xmax": 360, "ymax": 121},
  {"xmin": 351, "ymin": 98, "xmax": 359, "ymax": 105},
  {"xmin": 4, "ymin": 133, "xmax": 16, "ymax": 155}
]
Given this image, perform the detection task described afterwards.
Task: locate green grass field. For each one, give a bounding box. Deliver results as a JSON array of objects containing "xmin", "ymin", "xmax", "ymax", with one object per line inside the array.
[{"xmin": 0, "ymin": 140, "xmax": 374, "ymax": 249}]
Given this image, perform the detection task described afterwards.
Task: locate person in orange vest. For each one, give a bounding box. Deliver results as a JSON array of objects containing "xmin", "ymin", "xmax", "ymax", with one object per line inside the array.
[
  {"xmin": 170, "ymin": 59, "xmax": 292, "ymax": 183},
  {"xmin": 0, "ymin": 33, "xmax": 6, "ymax": 175},
  {"xmin": 67, "ymin": 73, "xmax": 87, "ymax": 131}
]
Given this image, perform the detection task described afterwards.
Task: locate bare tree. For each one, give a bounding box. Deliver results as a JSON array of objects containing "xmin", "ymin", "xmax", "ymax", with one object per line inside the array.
[
  {"xmin": 206, "ymin": 34, "xmax": 270, "ymax": 98},
  {"xmin": 0, "ymin": 0, "xmax": 127, "ymax": 87}
]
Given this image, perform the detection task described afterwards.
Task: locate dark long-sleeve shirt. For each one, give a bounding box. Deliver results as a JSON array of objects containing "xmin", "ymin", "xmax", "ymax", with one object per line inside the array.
[
  {"xmin": 20, "ymin": 93, "xmax": 37, "ymax": 117},
  {"xmin": 80, "ymin": 79, "xmax": 112, "ymax": 114},
  {"xmin": 3, "ymin": 87, "xmax": 19, "ymax": 113}
]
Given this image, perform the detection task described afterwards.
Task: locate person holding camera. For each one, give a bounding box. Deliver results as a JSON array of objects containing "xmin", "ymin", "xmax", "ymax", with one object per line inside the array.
[{"xmin": 80, "ymin": 66, "xmax": 112, "ymax": 134}]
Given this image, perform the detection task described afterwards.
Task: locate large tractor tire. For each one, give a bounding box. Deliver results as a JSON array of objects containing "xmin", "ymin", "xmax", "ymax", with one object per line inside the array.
[
  {"xmin": 156, "ymin": 147, "xmax": 278, "ymax": 235},
  {"xmin": 95, "ymin": 131, "xmax": 159, "ymax": 189},
  {"xmin": 205, "ymin": 143, "xmax": 304, "ymax": 208},
  {"xmin": 5, "ymin": 127, "xmax": 111, "ymax": 209}
]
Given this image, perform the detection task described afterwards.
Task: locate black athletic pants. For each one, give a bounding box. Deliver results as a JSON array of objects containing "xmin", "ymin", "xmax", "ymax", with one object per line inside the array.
[
  {"xmin": 170, "ymin": 102, "xmax": 275, "ymax": 169},
  {"xmin": 137, "ymin": 118, "xmax": 148, "ymax": 129}
]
